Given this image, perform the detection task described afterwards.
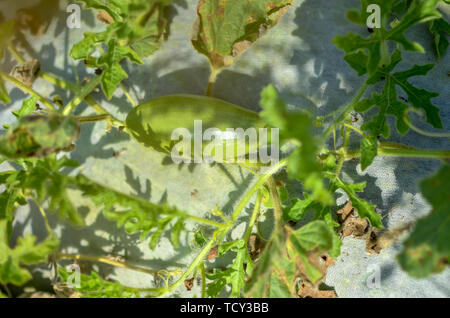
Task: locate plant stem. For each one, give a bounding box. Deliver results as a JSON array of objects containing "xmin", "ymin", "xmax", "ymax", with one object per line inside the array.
[
  {"xmin": 343, "ymin": 123, "xmax": 366, "ymax": 137},
  {"xmin": 404, "ymin": 112, "xmax": 450, "ymax": 138},
  {"xmin": 62, "ymin": 76, "xmax": 102, "ymax": 116},
  {"xmin": 164, "ymin": 232, "xmax": 219, "ymax": 295},
  {"xmin": 243, "ymin": 191, "xmax": 263, "ymax": 242},
  {"xmin": 153, "ymin": 160, "xmax": 288, "ymax": 297},
  {"xmin": 120, "ymin": 83, "xmax": 137, "ymax": 107},
  {"xmin": 323, "ymin": 79, "xmax": 369, "ymax": 139},
  {"xmin": 267, "ymin": 178, "xmax": 283, "ymax": 230},
  {"xmin": 346, "ymin": 147, "xmax": 450, "ymax": 159},
  {"xmin": 230, "ymin": 159, "xmax": 288, "ymax": 224},
  {"xmin": 0, "ymin": 71, "xmax": 56, "ymax": 111},
  {"xmin": 31, "ymin": 196, "xmax": 52, "ymax": 235},
  {"xmin": 56, "ymin": 253, "xmax": 183, "ymax": 277},
  {"xmin": 76, "ymin": 114, "xmax": 111, "ymax": 123},
  {"xmin": 199, "ymin": 262, "xmax": 206, "ymax": 298},
  {"xmin": 380, "ymin": 142, "xmax": 416, "ymax": 150},
  {"xmin": 205, "ymin": 68, "xmax": 220, "ymax": 97},
  {"xmin": 40, "ymin": 72, "xmax": 124, "ymax": 127},
  {"xmin": 185, "ymin": 215, "xmax": 227, "ymax": 228}
]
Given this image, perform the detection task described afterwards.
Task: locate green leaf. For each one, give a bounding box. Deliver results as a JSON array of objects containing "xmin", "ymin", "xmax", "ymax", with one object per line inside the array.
[
  {"xmin": 97, "ymin": 40, "xmax": 143, "ymax": 99},
  {"xmin": 355, "ymin": 49, "xmax": 442, "ymax": 137},
  {"xmin": 73, "ymin": 174, "xmax": 187, "ymax": 250},
  {"xmin": 398, "ymin": 164, "xmax": 450, "ymax": 278},
  {"xmin": 206, "ymin": 239, "xmax": 249, "ymax": 298},
  {"xmin": 70, "ymin": 32, "xmax": 105, "ymax": 60},
  {"xmin": 283, "ymin": 194, "xmax": 316, "ymax": 222},
  {"xmin": 335, "ymin": 179, "xmax": 383, "ymax": 228},
  {"xmin": 360, "ymin": 135, "xmax": 378, "ymax": 170},
  {"xmin": 12, "ymin": 96, "xmax": 38, "ymax": 119},
  {"xmin": 71, "ymin": 1, "xmax": 174, "ymax": 99},
  {"xmin": 429, "ymin": 18, "xmax": 450, "ymax": 62},
  {"xmin": 0, "ymin": 115, "xmax": 80, "ymax": 159},
  {"xmin": 344, "ymin": 51, "xmax": 369, "ymax": 76},
  {"xmin": 191, "ymin": 0, "xmax": 292, "ymax": 71},
  {"xmin": 290, "ymin": 220, "xmax": 334, "ymax": 252},
  {"xmin": 0, "ymin": 220, "xmax": 59, "ymax": 286}
]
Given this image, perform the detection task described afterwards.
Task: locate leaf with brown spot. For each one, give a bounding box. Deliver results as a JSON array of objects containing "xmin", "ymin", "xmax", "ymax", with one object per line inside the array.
[{"xmin": 191, "ymin": 0, "xmax": 293, "ymax": 71}]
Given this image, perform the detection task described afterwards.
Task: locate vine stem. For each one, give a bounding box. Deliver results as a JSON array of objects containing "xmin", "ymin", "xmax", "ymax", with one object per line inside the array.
[
  {"xmin": 205, "ymin": 68, "xmax": 220, "ymax": 97},
  {"xmin": 40, "ymin": 72, "xmax": 124, "ymax": 127},
  {"xmin": 230, "ymin": 159, "xmax": 288, "ymax": 224},
  {"xmin": 346, "ymin": 147, "xmax": 450, "ymax": 159},
  {"xmin": 0, "ymin": 71, "xmax": 56, "ymax": 111},
  {"xmin": 56, "ymin": 253, "xmax": 183, "ymax": 277},
  {"xmin": 162, "ymin": 232, "xmax": 219, "ymax": 296},
  {"xmin": 185, "ymin": 215, "xmax": 227, "ymax": 229},
  {"xmin": 199, "ymin": 262, "xmax": 206, "ymax": 298},
  {"xmin": 267, "ymin": 178, "xmax": 283, "ymax": 230},
  {"xmin": 404, "ymin": 111, "xmax": 450, "ymax": 138},
  {"xmin": 243, "ymin": 191, "xmax": 263, "ymax": 242},
  {"xmin": 153, "ymin": 159, "xmax": 288, "ymax": 297},
  {"xmin": 76, "ymin": 114, "xmax": 112, "ymax": 123},
  {"xmin": 30, "ymin": 196, "xmax": 52, "ymax": 235},
  {"xmin": 323, "ymin": 79, "xmax": 369, "ymax": 139},
  {"xmin": 62, "ymin": 76, "xmax": 102, "ymax": 116}
]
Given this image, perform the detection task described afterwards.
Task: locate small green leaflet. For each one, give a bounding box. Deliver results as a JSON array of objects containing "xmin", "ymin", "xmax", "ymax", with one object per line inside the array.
[
  {"xmin": 360, "ymin": 135, "xmax": 378, "ymax": 171},
  {"xmin": 334, "ymin": 178, "xmax": 383, "ymax": 228},
  {"xmin": 73, "ymin": 175, "xmax": 186, "ymax": 250},
  {"xmin": 58, "ymin": 267, "xmax": 139, "ymax": 298},
  {"xmin": 191, "ymin": 0, "xmax": 292, "ymax": 72},
  {"xmin": 429, "ymin": 17, "xmax": 450, "ymax": 62},
  {"xmin": 0, "ymin": 114, "xmax": 80, "ymax": 159},
  {"xmin": 355, "ymin": 49, "xmax": 442, "ymax": 138},
  {"xmin": 12, "ymin": 96, "xmax": 38, "ymax": 119},
  {"xmin": 0, "ymin": 220, "xmax": 59, "ymax": 286},
  {"xmin": 206, "ymin": 239, "xmax": 252, "ymax": 298},
  {"xmin": 283, "ymin": 194, "xmax": 316, "ymax": 222},
  {"xmin": 398, "ymin": 164, "xmax": 450, "ymax": 278},
  {"xmin": 97, "ymin": 40, "xmax": 143, "ymax": 99},
  {"xmin": 334, "ymin": 0, "xmax": 441, "ymax": 75}
]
